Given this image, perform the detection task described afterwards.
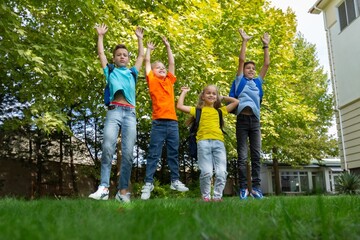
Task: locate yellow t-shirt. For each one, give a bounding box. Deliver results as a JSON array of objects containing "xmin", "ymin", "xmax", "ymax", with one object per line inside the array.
[{"xmin": 190, "ymin": 106, "xmax": 228, "ymax": 142}]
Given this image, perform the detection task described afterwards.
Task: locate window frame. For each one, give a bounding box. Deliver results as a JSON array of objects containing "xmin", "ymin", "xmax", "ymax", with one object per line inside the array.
[{"xmin": 338, "ymin": 0, "xmax": 360, "ymax": 31}]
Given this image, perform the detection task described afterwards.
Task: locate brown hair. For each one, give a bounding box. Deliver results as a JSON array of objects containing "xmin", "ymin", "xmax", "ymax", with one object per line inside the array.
[
  {"xmin": 113, "ymin": 44, "xmax": 128, "ymax": 57},
  {"xmin": 244, "ymin": 61, "xmax": 256, "ymax": 68}
]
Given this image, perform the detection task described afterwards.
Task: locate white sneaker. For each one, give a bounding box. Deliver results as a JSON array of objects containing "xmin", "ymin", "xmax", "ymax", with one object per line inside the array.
[
  {"xmin": 115, "ymin": 191, "xmax": 131, "ymax": 203},
  {"xmin": 89, "ymin": 186, "xmax": 109, "ymax": 200},
  {"xmin": 170, "ymin": 180, "xmax": 189, "ymax": 192},
  {"xmin": 141, "ymin": 183, "xmax": 154, "ymax": 200}
]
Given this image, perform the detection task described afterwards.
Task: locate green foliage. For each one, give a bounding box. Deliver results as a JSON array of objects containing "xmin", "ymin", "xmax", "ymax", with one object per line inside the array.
[
  {"xmin": 0, "ymin": 0, "xmax": 338, "ymax": 168},
  {"xmin": 336, "ymin": 172, "xmax": 360, "ymax": 195}
]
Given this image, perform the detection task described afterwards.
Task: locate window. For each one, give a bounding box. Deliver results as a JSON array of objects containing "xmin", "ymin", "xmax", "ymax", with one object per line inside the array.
[
  {"xmin": 338, "ymin": 0, "xmax": 360, "ymax": 31},
  {"xmin": 280, "ymin": 171, "xmax": 308, "ymax": 193}
]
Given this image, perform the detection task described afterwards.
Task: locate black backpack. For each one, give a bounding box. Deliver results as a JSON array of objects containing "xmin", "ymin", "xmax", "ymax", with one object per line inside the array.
[{"xmin": 188, "ymin": 108, "xmax": 225, "ymax": 159}]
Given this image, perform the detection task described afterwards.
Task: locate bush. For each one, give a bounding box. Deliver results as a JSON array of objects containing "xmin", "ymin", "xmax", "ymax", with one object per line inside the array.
[{"xmin": 336, "ymin": 172, "xmax": 360, "ymax": 195}]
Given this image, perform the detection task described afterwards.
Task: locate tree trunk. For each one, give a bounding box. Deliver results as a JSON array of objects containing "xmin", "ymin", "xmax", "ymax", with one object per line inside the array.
[
  {"xmin": 35, "ymin": 132, "xmax": 43, "ymax": 198},
  {"xmin": 116, "ymin": 133, "xmax": 122, "ymax": 189},
  {"xmin": 272, "ymin": 147, "xmax": 281, "ymax": 195},
  {"xmin": 59, "ymin": 131, "xmax": 63, "ymax": 195},
  {"xmin": 69, "ymin": 135, "xmax": 78, "ymax": 194}
]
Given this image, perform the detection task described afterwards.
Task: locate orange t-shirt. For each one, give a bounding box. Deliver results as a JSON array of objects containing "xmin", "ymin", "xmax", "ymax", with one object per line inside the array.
[{"xmin": 146, "ymin": 70, "xmax": 178, "ymax": 120}]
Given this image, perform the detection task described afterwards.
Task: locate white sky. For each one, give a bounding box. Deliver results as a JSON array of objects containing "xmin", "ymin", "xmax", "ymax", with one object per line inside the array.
[
  {"xmin": 269, "ymin": 0, "xmax": 337, "ymax": 137},
  {"xmin": 269, "ymin": 0, "xmax": 330, "ymax": 74}
]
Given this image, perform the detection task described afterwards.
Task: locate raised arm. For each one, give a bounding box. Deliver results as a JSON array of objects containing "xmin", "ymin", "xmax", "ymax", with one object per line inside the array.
[
  {"xmin": 222, "ymin": 96, "xmax": 239, "ymax": 113},
  {"xmin": 134, "ymin": 27, "xmax": 145, "ymax": 71},
  {"xmin": 258, "ymin": 32, "xmax": 271, "ymax": 80},
  {"xmin": 176, "ymin": 87, "xmax": 191, "ymax": 113},
  {"xmin": 162, "ymin": 36, "xmax": 175, "ymax": 75},
  {"xmin": 95, "ymin": 23, "xmax": 108, "ymax": 69},
  {"xmin": 236, "ymin": 28, "xmax": 252, "ymax": 76},
  {"xmin": 145, "ymin": 42, "xmax": 155, "ymax": 75}
]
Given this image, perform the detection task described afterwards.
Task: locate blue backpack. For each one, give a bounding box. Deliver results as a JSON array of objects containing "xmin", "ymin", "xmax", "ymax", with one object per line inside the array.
[
  {"xmin": 229, "ymin": 77, "xmax": 263, "ymax": 103},
  {"xmin": 103, "ymin": 64, "xmax": 137, "ymax": 106},
  {"xmin": 188, "ymin": 108, "xmax": 225, "ymax": 159},
  {"xmin": 229, "ymin": 77, "xmax": 263, "ymax": 114}
]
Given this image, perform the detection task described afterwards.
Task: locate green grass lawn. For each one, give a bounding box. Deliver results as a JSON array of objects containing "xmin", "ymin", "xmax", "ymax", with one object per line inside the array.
[{"xmin": 0, "ymin": 195, "xmax": 359, "ymax": 240}]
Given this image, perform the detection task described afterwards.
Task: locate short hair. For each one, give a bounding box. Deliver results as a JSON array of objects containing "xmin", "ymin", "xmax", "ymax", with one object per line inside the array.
[
  {"xmin": 244, "ymin": 61, "xmax": 256, "ymax": 68},
  {"xmin": 113, "ymin": 44, "xmax": 128, "ymax": 57},
  {"xmin": 151, "ymin": 61, "xmax": 164, "ymax": 69}
]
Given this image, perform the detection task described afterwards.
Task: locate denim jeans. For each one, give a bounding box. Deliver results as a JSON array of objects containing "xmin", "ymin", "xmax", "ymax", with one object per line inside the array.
[
  {"xmin": 197, "ymin": 140, "xmax": 228, "ymax": 199},
  {"xmin": 144, "ymin": 120, "xmax": 180, "ymax": 183},
  {"xmin": 236, "ymin": 114, "xmax": 261, "ymax": 189},
  {"xmin": 100, "ymin": 106, "xmax": 137, "ymax": 190}
]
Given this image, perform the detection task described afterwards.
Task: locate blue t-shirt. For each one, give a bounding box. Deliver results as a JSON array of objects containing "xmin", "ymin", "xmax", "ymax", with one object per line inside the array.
[
  {"xmin": 235, "ymin": 75, "xmax": 262, "ymax": 120},
  {"xmin": 103, "ymin": 66, "xmax": 138, "ymax": 106}
]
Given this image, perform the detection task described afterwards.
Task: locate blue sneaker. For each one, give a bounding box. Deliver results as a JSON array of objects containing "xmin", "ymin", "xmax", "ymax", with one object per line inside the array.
[
  {"xmin": 250, "ymin": 187, "xmax": 264, "ymax": 199},
  {"xmin": 239, "ymin": 188, "xmax": 249, "ymax": 200}
]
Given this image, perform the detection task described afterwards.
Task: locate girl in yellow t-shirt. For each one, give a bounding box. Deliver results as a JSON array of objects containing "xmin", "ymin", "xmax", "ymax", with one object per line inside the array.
[{"xmin": 177, "ymin": 85, "xmax": 239, "ymax": 201}]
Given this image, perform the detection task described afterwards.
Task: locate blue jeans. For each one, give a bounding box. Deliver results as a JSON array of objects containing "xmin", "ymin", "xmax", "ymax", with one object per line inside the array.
[
  {"xmin": 100, "ymin": 106, "xmax": 137, "ymax": 190},
  {"xmin": 198, "ymin": 140, "xmax": 228, "ymax": 199},
  {"xmin": 236, "ymin": 114, "xmax": 261, "ymax": 189},
  {"xmin": 144, "ymin": 120, "xmax": 180, "ymax": 183}
]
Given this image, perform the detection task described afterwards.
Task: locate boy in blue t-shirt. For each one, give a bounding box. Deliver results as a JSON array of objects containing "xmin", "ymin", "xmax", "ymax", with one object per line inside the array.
[
  {"xmin": 89, "ymin": 23, "xmax": 144, "ymax": 203},
  {"xmin": 229, "ymin": 28, "xmax": 270, "ymax": 200}
]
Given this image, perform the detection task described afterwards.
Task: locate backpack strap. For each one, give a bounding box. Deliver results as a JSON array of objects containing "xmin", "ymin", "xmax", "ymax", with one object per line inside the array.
[
  {"xmin": 129, "ymin": 67, "xmax": 137, "ymax": 80},
  {"xmin": 234, "ymin": 77, "xmax": 247, "ymax": 99},
  {"xmin": 104, "ymin": 64, "xmax": 115, "ymax": 106},
  {"xmin": 232, "ymin": 76, "xmax": 263, "ymax": 103},
  {"xmin": 253, "ymin": 78, "xmax": 263, "ymax": 103},
  {"xmin": 107, "ymin": 63, "xmax": 115, "ymax": 76},
  {"xmin": 194, "ymin": 108, "xmax": 225, "ymax": 134},
  {"xmin": 216, "ymin": 109, "xmax": 226, "ymax": 134},
  {"xmin": 193, "ymin": 108, "xmax": 202, "ymax": 134}
]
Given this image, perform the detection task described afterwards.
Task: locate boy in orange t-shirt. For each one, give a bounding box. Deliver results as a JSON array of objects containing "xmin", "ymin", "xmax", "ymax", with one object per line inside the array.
[{"xmin": 140, "ymin": 37, "xmax": 189, "ymax": 200}]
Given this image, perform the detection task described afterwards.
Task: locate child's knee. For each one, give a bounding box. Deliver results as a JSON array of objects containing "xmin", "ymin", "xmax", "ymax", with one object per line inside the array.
[{"xmin": 200, "ymin": 172, "xmax": 213, "ymax": 180}]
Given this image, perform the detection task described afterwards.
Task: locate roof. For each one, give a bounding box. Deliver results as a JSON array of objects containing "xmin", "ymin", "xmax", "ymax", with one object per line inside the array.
[
  {"xmin": 309, "ymin": 0, "xmax": 329, "ymax": 14},
  {"xmin": 263, "ymin": 158, "xmax": 341, "ymax": 168}
]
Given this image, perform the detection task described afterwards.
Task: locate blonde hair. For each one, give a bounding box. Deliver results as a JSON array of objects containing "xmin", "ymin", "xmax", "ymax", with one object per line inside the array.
[
  {"xmin": 186, "ymin": 85, "xmax": 222, "ymax": 126},
  {"xmin": 196, "ymin": 85, "xmax": 222, "ymax": 109},
  {"xmin": 151, "ymin": 61, "xmax": 165, "ymax": 69}
]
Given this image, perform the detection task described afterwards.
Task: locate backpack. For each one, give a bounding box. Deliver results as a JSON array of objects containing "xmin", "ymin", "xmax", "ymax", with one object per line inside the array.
[
  {"xmin": 188, "ymin": 108, "xmax": 225, "ymax": 159},
  {"xmin": 103, "ymin": 64, "xmax": 137, "ymax": 106},
  {"xmin": 229, "ymin": 76, "xmax": 263, "ymax": 114}
]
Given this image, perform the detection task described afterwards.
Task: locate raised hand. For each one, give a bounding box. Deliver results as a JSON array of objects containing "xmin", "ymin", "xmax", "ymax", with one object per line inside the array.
[
  {"xmin": 239, "ymin": 28, "xmax": 252, "ymax": 42},
  {"xmin": 95, "ymin": 23, "xmax": 108, "ymax": 36},
  {"xmin": 147, "ymin": 42, "xmax": 156, "ymax": 50},
  {"xmin": 135, "ymin": 27, "xmax": 144, "ymax": 39},
  {"xmin": 161, "ymin": 36, "xmax": 170, "ymax": 48},
  {"xmin": 261, "ymin": 32, "xmax": 270, "ymax": 46},
  {"xmin": 180, "ymin": 86, "xmax": 190, "ymax": 93}
]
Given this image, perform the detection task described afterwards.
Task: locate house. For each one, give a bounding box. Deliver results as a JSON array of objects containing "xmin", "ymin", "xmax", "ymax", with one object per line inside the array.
[
  {"xmin": 309, "ymin": 0, "xmax": 360, "ymax": 175},
  {"xmin": 260, "ymin": 158, "xmax": 342, "ymax": 195}
]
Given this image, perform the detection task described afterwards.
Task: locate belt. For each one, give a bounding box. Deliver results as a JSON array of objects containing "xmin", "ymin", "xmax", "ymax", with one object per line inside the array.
[{"xmin": 107, "ymin": 105, "xmax": 134, "ymax": 110}]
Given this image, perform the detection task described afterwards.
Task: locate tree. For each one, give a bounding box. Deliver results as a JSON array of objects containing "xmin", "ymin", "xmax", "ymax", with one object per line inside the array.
[{"xmin": 0, "ymin": 0, "xmax": 338, "ymax": 195}]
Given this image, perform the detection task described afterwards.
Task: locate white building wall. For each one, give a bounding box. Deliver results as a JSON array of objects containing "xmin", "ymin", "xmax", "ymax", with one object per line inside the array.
[
  {"xmin": 330, "ymin": 17, "xmax": 360, "ymax": 106},
  {"xmin": 310, "ymin": 0, "xmax": 360, "ymax": 172}
]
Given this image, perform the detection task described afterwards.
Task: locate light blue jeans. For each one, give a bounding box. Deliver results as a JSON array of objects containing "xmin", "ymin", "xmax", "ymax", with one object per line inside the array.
[
  {"xmin": 197, "ymin": 140, "xmax": 228, "ymax": 199},
  {"xmin": 100, "ymin": 106, "xmax": 136, "ymax": 191},
  {"xmin": 144, "ymin": 120, "xmax": 180, "ymax": 183}
]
